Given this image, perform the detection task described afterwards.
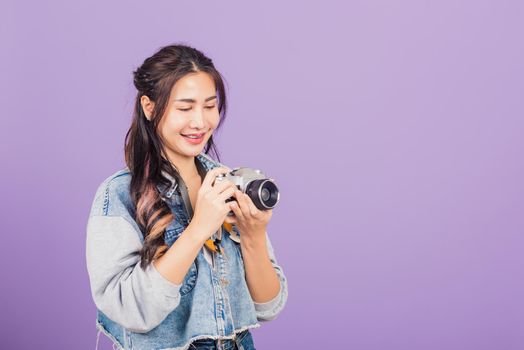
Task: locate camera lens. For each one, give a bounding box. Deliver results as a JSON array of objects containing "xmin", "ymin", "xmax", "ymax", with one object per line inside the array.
[
  {"xmin": 245, "ymin": 179, "xmax": 280, "ymax": 210},
  {"xmin": 261, "ymin": 188, "xmax": 270, "ymax": 201}
]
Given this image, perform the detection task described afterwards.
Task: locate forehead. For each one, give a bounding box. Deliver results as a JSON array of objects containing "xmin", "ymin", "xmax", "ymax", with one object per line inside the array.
[{"xmin": 171, "ymin": 71, "xmax": 216, "ymax": 100}]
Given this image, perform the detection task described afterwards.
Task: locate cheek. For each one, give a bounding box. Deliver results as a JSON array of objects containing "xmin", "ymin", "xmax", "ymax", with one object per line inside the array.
[
  {"xmin": 208, "ymin": 112, "xmax": 221, "ymax": 129},
  {"xmin": 162, "ymin": 115, "xmax": 186, "ymax": 132},
  {"xmin": 157, "ymin": 118, "xmax": 185, "ymax": 143}
]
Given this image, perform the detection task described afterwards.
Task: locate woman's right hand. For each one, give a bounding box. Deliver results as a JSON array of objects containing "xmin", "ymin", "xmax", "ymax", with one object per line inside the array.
[{"xmin": 190, "ymin": 166, "xmax": 238, "ymax": 241}]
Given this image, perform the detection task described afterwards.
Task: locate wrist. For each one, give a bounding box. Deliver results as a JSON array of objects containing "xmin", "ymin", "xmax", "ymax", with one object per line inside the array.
[
  {"xmin": 241, "ymin": 232, "xmax": 267, "ymax": 251},
  {"xmin": 186, "ymin": 219, "xmax": 213, "ymax": 245}
]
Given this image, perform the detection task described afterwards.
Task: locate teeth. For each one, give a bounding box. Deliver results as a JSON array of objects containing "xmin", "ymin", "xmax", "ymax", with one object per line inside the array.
[{"xmin": 183, "ymin": 134, "xmax": 202, "ymax": 139}]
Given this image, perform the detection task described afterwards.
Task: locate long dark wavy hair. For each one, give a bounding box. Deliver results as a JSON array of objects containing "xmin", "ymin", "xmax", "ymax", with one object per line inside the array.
[{"xmin": 125, "ymin": 44, "xmax": 228, "ymax": 269}]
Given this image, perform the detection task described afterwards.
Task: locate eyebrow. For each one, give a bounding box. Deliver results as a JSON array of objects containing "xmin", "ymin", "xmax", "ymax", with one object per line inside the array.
[{"xmin": 174, "ymin": 95, "xmax": 217, "ymax": 103}]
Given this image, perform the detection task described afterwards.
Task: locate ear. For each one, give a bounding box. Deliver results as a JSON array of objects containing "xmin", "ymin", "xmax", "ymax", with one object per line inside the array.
[{"xmin": 140, "ymin": 95, "xmax": 155, "ymax": 121}]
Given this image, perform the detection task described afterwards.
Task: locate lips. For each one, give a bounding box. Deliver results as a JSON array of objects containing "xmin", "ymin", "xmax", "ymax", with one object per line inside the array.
[
  {"xmin": 181, "ymin": 132, "xmax": 205, "ymax": 145},
  {"xmin": 181, "ymin": 133, "xmax": 204, "ymax": 139}
]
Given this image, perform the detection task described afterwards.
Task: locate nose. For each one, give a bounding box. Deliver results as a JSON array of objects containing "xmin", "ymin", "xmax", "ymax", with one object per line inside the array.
[{"xmin": 188, "ymin": 107, "xmax": 205, "ymax": 129}]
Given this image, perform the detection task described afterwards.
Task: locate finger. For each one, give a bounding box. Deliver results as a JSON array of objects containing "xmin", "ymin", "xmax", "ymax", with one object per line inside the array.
[
  {"xmin": 232, "ymin": 191, "xmax": 250, "ymax": 218},
  {"xmin": 224, "ymin": 214, "xmax": 237, "ymax": 224},
  {"xmin": 243, "ymin": 193, "xmax": 261, "ymax": 217},
  {"xmin": 211, "ymin": 180, "xmax": 237, "ymax": 196},
  {"xmin": 229, "ymin": 201, "xmax": 244, "ymax": 221},
  {"xmin": 200, "ymin": 167, "xmax": 231, "ymax": 191},
  {"xmin": 217, "ymin": 187, "xmax": 236, "ymax": 203}
]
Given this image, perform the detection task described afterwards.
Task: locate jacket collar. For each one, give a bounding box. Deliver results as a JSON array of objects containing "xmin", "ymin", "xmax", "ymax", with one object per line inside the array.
[{"xmin": 158, "ymin": 153, "xmax": 222, "ymax": 199}]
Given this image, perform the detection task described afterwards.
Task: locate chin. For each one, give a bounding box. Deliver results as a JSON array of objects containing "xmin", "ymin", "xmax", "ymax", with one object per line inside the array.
[
  {"xmin": 179, "ymin": 147, "xmax": 204, "ymax": 157},
  {"xmin": 182, "ymin": 142, "xmax": 209, "ymax": 156},
  {"xmin": 177, "ymin": 131, "xmax": 214, "ymax": 155}
]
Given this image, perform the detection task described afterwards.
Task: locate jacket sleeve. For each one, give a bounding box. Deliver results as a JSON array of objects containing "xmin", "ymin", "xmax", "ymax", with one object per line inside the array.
[
  {"xmin": 86, "ymin": 215, "xmax": 182, "ymax": 333},
  {"xmin": 252, "ymin": 232, "xmax": 288, "ymax": 322}
]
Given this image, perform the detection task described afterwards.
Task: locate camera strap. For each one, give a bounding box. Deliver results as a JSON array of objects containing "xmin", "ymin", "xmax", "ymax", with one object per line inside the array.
[{"xmin": 171, "ymin": 158, "xmax": 222, "ymax": 255}]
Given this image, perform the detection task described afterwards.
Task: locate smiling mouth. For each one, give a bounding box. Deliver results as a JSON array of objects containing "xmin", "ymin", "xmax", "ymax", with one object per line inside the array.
[{"xmin": 180, "ymin": 133, "xmax": 205, "ymax": 139}]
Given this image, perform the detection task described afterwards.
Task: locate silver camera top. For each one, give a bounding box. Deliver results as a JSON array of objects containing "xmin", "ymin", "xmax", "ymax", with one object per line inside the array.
[
  {"xmin": 214, "ymin": 167, "xmax": 280, "ymax": 210},
  {"xmin": 215, "ymin": 167, "xmax": 267, "ymax": 188}
]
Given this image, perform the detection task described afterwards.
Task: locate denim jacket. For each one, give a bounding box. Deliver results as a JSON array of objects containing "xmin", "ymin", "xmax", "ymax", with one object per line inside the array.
[{"xmin": 85, "ymin": 153, "xmax": 288, "ymax": 350}]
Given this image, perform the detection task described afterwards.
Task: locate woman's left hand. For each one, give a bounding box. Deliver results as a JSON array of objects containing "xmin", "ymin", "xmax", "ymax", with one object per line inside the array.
[{"xmin": 225, "ymin": 190, "xmax": 272, "ymax": 240}]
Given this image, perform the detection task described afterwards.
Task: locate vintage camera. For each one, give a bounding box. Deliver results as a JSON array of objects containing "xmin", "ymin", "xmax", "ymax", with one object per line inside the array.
[{"xmin": 214, "ymin": 167, "xmax": 280, "ymax": 213}]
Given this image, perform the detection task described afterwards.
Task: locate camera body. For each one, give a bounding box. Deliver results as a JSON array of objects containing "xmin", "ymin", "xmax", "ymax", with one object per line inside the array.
[{"xmin": 214, "ymin": 167, "xmax": 280, "ymax": 212}]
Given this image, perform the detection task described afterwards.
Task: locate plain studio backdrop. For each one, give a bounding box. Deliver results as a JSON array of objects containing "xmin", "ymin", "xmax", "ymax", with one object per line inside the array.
[{"xmin": 1, "ymin": 0, "xmax": 523, "ymax": 349}]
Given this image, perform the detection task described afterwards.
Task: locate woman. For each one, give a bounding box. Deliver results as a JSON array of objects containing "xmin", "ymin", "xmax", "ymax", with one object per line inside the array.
[{"xmin": 86, "ymin": 44, "xmax": 288, "ymax": 350}]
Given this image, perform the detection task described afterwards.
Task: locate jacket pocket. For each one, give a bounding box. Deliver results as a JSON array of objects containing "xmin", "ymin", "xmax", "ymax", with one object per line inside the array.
[{"xmin": 180, "ymin": 261, "xmax": 198, "ymax": 296}]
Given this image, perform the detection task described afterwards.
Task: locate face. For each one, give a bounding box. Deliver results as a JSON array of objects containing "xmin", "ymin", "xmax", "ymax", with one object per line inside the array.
[{"xmin": 151, "ymin": 71, "xmax": 220, "ymax": 165}]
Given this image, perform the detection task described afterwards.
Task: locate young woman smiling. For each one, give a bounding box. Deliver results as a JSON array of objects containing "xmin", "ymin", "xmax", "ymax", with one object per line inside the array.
[{"xmin": 86, "ymin": 44, "xmax": 288, "ymax": 350}]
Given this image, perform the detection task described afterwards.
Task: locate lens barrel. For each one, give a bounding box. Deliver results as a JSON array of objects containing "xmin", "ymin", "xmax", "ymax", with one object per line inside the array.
[{"xmin": 245, "ymin": 179, "xmax": 280, "ymax": 210}]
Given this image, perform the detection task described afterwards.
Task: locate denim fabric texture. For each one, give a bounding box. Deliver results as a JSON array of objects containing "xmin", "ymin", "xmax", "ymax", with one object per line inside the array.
[
  {"xmin": 86, "ymin": 153, "xmax": 287, "ymax": 350},
  {"xmin": 189, "ymin": 329, "xmax": 255, "ymax": 350}
]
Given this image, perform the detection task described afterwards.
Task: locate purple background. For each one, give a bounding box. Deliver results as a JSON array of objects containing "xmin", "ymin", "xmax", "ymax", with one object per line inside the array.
[{"xmin": 1, "ymin": 0, "xmax": 523, "ymax": 349}]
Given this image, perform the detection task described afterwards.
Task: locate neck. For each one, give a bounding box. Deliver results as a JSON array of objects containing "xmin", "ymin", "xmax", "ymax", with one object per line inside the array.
[{"xmin": 167, "ymin": 153, "xmax": 200, "ymax": 183}]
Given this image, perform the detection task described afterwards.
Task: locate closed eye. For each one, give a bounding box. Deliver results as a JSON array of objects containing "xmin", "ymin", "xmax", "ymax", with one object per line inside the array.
[{"xmin": 178, "ymin": 105, "xmax": 216, "ymax": 112}]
